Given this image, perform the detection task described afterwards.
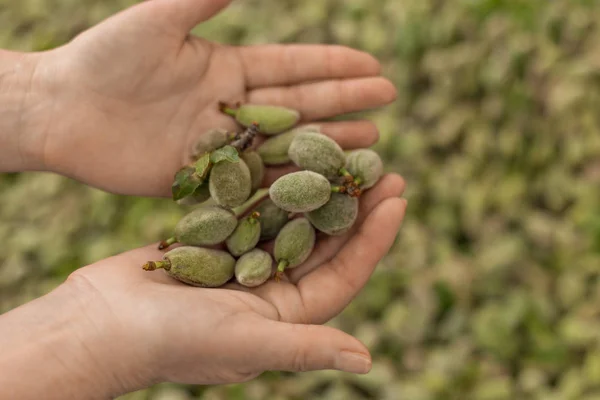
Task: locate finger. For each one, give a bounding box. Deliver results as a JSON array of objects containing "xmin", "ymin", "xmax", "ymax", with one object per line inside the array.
[
  {"xmin": 239, "ymin": 318, "xmax": 372, "ymax": 374},
  {"xmin": 73, "ymin": 243, "xmax": 183, "ymax": 287},
  {"xmin": 154, "ymin": 0, "xmax": 233, "ymax": 34},
  {"xmin": 247, "ymin": 77, "xmax": 397, "ymax": 122},
  {"xmin": 298, "ymin": 197, "xmax": 407, "ymax": 324},
  {"xmin": 286, "ymin": 173, "xmax": 406, "ymax": 282},
  {"xmin": 259, "ymin": 120, "xmax": 380, "ymax": 186},
  {"xmin": 238, "ymin": 44, "xmax": 381, "ymax": 89}
]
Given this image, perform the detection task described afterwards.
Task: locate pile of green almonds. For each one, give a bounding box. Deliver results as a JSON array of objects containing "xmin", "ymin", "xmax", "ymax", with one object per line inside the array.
[{"xmin": 142, "ymin": 102, "xmax": 384, "ymax": 288}]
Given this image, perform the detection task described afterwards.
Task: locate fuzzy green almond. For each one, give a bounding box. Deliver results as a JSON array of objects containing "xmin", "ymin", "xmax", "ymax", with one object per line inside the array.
[
  {"xmin": 241, "ymin": 151, "xmax": 265, "ymax": 194},
  {"xmin": 159, "ymin": 206, "xmax": 238, "ymax": 249},
  {"xmin": 220, "ymin": 103, "xmax": 300, "ymax": 135},
  {"xmin": 306, "ymin": 193, "xmax": 359, "ymax": 236},
  {"xmin": 257, "ymin": 125, "xmax": 320, "ymax": 165},
  {"xmin": 253, "ymin": 198, "xmax": 290, "ymax": 241},
  {"xmin": 288, "ymin": 131, "xmax": 347, "ymax": 180},
  {"xmin": 209, "ymin": 158, "xmax": 253, "ymax": 208},
  {"xmin": 269, "ymin": 171, "xmax": 332, "ymax": 213},
  {"xmin": 235, "ymin": 249, "xmax": 274, "ymax": 287},
  {"xmin": 345, "ymin": 149, "xmax": 384, "ymax": 189},
  {"xmin": 226, "ymin": 212, "xmax": 262, "ymax": 257},
  {"xmin": 273, "ymin": 217, "xmax": 316, "ymax": 281},
  {"xmin": 143, "ymin": 246, "xmax": 235, "ymax": 288},
  {"xmin": 190, "ymin": 128, "xmax": 231, "ymax": 160}
]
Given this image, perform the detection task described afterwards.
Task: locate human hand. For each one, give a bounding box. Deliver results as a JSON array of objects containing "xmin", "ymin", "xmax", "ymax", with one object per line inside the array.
[
  {"xmin": 38, "ymin": 174, "xmax": 405, "ymax": 397},
  {"xmin": 25, "ymin": 0, "xmax": 396, "ymax": 196}
]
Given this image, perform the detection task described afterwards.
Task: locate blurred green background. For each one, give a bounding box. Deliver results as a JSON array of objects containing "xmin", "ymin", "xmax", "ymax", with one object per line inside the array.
[{"xmin": 3, "ymin": 0, "xmax": 600, "ymax": 399}]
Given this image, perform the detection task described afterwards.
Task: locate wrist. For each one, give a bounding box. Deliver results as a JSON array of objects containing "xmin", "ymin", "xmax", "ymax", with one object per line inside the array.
[
  {"xmin": 0, "ymin": 275, "xmax": 152, "ymax": 399},
  {"xmin": 0, "ymin": 49, "xmax": 50, "ymax": 172}
]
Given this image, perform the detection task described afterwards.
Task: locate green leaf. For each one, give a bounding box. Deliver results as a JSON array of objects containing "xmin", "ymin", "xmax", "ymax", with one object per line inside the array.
[
  {"xmin": 210, "ymin": 145, "xmax": 239, "ymax": 164},
  {"xmin": 194, "ymin": 153, "xmax": 212, "ymax": 179},
  {"xmin": 171, "ymin": 166, "xmax": 203, "ymax": 201}
]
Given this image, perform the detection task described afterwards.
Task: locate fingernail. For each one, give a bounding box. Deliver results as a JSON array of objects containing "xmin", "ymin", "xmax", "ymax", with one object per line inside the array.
[{"xmin": 336, "ymin": 351, "xmax": 372, "ymax": 374}]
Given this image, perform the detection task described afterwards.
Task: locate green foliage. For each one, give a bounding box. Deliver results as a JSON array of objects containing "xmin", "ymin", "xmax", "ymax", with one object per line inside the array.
[
  {"xmin": 194, "ymin": 153, "xmax": 211, "ymax": 177},
  {"xmin": 209, "ymin": 145, "xmax": 239, "ymax": 164},
  {"xmin": 172, "ymin": 166, "xmax": 203, "ymax": 201},
  {"xmin": 3, "ymin": 0, "xmax": 600, "ymax": 399}
]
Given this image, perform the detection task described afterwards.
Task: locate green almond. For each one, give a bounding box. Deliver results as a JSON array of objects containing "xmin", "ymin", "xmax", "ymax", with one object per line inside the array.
[
  {"xmin": 235, "ymin": 249, "xmax": 273, "ymax": 288},
  {"xmin": 257, "ymin": 125, "xmax": 320, "ymax": 165},
  {"xmin": 144, "ymin": 246, "xmax": 235, "ymax": 288},
  {"xmin": 288, "ymin": 131, "xmax": 346, "ymax": 180},
  {"xmin": 269, "ymin": 171, "xmax": 331, "ymax": 213}
]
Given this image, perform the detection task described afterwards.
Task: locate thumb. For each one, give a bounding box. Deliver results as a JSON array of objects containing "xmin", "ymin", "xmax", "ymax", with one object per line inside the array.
[
  {"xmin": 155, "ymin": 0, "xmax": 233, "ymax": 34},
  {"xmin": 248, "ymin": 320, "xmax": 373, "ymax": 375}
]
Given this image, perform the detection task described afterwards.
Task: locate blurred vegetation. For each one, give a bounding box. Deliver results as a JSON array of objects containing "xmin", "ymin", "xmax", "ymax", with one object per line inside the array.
[{"xmin": 3, "ymin": 0, "xmax": 600, "ymax": 399}]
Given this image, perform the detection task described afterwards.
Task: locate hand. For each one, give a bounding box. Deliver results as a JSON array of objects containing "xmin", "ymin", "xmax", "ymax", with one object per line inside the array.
[
  {"xmin": 28, "ymin": 0, "xmax": 397, "ymax": 196},
  {"xmin": 54, "ymin": 174, "xmax": 406, "ymax": 396}
]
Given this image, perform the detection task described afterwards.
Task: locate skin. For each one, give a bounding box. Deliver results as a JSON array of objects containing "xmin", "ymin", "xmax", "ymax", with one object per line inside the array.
[{"xmin": 0, "ymin": 0, "xmax": 406, "ymax": 398}]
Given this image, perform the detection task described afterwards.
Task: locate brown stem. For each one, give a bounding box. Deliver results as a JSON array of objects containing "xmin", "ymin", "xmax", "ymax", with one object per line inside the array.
[
  {"xmin": 158, "ymin": 237, "xmax": 177, "ymax": 250},
  {"xmin": 229, "ymin": 122, "xmax": 260, "ymax": 151},
  {"xmin": 142, "ymin": 260, "xmax": 171, "ymax": 271},
  {"xmin": 218, "ymin": 101, "xmax": 237, "ymax": 117},
  {"xmin": 347, "ymin": 184, "xmax": 362, "ymax": 198},
  {"xmin": 249, "ymin": 211, "xmax": 261, "ymax": 223},
  {"xmin": 274, "ymin": 260, "xmax": 289, "ymax": 282}
]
